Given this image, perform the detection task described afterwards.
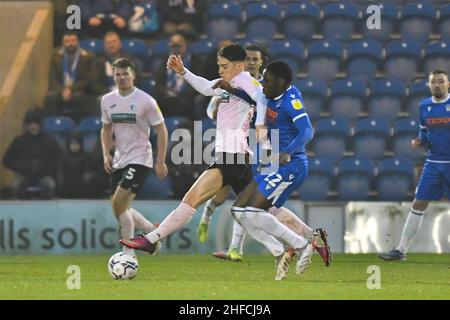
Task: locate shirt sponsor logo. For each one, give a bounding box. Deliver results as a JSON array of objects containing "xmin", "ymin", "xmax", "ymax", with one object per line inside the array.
[
  {"xmin": 291, "ymin": 99, "xmax": 303, "ymax": 110},
  {"xmin": 266, "ymin": 108, "xmax": 278, "ymax": 123},
  {"xmin": 426, "ymin": 117, "xmax": 450, "ymax": 128},
  {"xmin": 111, "ymin": 113, "xmax": 137, "ymax": 123}
]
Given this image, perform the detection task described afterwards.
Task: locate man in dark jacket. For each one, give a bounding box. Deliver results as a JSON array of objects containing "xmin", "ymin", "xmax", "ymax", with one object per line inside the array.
[
  {"xmin": 3, "ymin": 109, "xmax": 61, "ymax": 199},
  {"xmin": 44, "ymin": 31, "xmax": 95, "ymax": 123}
]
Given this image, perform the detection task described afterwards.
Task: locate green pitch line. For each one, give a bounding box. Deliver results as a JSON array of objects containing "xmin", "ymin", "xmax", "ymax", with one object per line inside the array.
[{"xmin": 0, "ymin": 254, "xmax": 449, "ymax": 300}]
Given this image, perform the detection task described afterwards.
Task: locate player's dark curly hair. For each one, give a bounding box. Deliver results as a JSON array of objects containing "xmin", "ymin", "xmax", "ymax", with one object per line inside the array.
[
  {"xmin": 245, "ymin": 44, "xmax": 271, "ymax": 69},
  {"xmin": 265, "ymin": 61, "xmax": 293, "ymax": 85}
]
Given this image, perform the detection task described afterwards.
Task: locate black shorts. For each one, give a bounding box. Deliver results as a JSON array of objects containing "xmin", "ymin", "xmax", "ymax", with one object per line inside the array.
[
  {"xmin": 110, "ymin": 164, "xmax": 151, "ymax": 196},
  {"xmin": 207, "ymin": 152, "xmax": 254, "ymax": 195}
]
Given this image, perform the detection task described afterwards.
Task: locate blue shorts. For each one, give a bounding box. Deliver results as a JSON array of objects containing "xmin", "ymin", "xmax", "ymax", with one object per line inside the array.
[
  {"xmin": 415, "ymin": 161, "xmax": 450, "ymax": 201},
  {"xmin": 255, "ymin": 160, "xmax": 308, "ymax": 208}
]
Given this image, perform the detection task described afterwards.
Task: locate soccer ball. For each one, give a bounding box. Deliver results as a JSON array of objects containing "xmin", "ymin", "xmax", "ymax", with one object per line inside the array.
[{"xmin": 108, "ymin": 252, "xmax": 139, "ymax": 280}]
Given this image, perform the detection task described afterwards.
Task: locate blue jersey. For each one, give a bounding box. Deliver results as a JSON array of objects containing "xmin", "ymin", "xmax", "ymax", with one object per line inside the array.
[
  {"xmin": 265, "ymin": 85, "xmax": 311, "ymax": 163},
  {"xmin": 419, "ymin": 94, "xmax": 450, "ymax": 162}
]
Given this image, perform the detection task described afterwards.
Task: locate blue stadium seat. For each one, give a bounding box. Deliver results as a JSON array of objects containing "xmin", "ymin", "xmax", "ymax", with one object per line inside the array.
[
  {"xmin": 438, "ymin": 3, "xmax": 450, "ymax": 40},
  {"xmin": 207, "ymin": 2, "xmax": 242, "ymax": 41},
  {"xmin": 329, "ymin": 79, "xmax": 366, "ymax": 121},
  {"xmin": 245, "ymin": 2, "xmax": 282, "ymax": 41},
  {"xmin": 295, "ymin": 79, "xmax": 328, "ymax": 121},
  {"xmin": 43, "ymin": 116, "xmax": 77, "ymax": 150},
  {"xmin": 336, "ymin": 156, "xmax": 374, "ymax": 201},
  {"xmin": 346, "ymin": 39, "xmax": 383, "ymax": 84},
  {"xmin": 392, "ymin": 117, "xmax": 425, "ymax": 161},
  {"xmin": 269, "ymin": 39, "xmax": 305, "ymax": 75},
  {"xmin": 399, "ymin": 1, "xmax": 436, "ymax": 45},
  {"xmin": 298, "ymin": 157, "xmax": 335, "ymax": 201},
  {"xmin": 368, "ymin": 79, "xmax": 406, "ymax": 121},
  {"xmin": 139, "ymin": 76, "xmax": 157, "ymax": 96},
  {"xmin": 122, "ymin": 39, "xmax": 149, "ymax": 58},
  {"xmin": 312, "ymin": 117, "xmax": 351, "ymax": 160},
  {"xmin": 281, "ymin": 2, "xmax": 320, "ymax": 43},
  {"xmin": 405, "ymin": 80, "xmax": 429, "ymax": 115},
  {"xmin": 165, "ymin": 116, "xmax": 193, "ymax": 135},
  {"xmin": 306, "ymin": 39, "xmax": 343, "ymax": 82},
  {"xmin": 353, "ymin": 118, "xmax": 390, "ymax": 160},
  {"xmin": 423, "ymin": 41, "xmax": 450, "ymax": 75},
  {"xmin": 80, "ymin": 39, "xmax": 104, "ymax": 54},
  {"xmin": 376, "ymin": 157, "xmax": 414, "ymax": 201},
  {"xmin": 322, "ymin": 3, "xmax": 360, "ymax": 42},
  {"xmin": 384, "ymin": 40, "xmax": 422, "ymax": 83},
  {"xmin": 362, "ymin": 2, "xmax": 398, "ymax": 43},
  {"xmin": 138, "ymin": 173, "xmax": 172, "ymax": 199},
  {"xmin": 78, "ymin": 116, "xmax": 102, "ymax": 153}
]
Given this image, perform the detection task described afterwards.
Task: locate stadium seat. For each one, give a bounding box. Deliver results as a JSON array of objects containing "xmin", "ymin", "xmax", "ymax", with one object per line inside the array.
[
  {"xmin": 148, "ymin": 38, "xmax": 170, "ymax": 75},
  {"xmin": 392, "ymin": 117, "xmax": 425, "ymax": 161},
  {"xmin": 306, "ymin": 39, "xmax": 343, "ymax": 82},
  {"xmin": 139, "ymin": 76, "xmax": 157, "ymax": 96},
  {"xmin": 438, "ymin": 3, "xmax": 450, "ymax": 40},
  {"xmin": 164, "ymin": 116, "xmax": 193, "ymax": 135},
  {"xmin": 43, "ymin": 116, "xmax": 77, "ymax": 150},
  {"xmin": 269, "ymin": 39, "xmax": 305, "ymax": 75},
  {"xmin": 346, "ymin": 39, "xmax": 383, "ymax": 84},
  {"xmin": 122, "ymin": 39, "xmax": 149, "ymax": 58},
  {"xmin": 376, "ymin": 157, "xmax": 414, "ymax": 201},
  {"xmin": 206, "ymin": 2, "xmax": 242, "ymax": 41},
  {"xmin": 336, "ymin": 156, "xmax": 374, "ymax": 201},
  {"xmin": 244, "ymin": 2, "xmax": 282, "ymax": 41},
  {"xmin": 322, "ymin": 3, "xmax": 360, "ymax": 42},
  {"xmin": 423, "ymin": 41, "xmax": 450, "ymax": 75},
  {"xmin": 368, "ymin": 79, "xmax": 406, "ymax": 121},
  {"xmin": 298, "ymin": 157, "xmax": 335, "ymax": 201},
  {"xmin": 294, "ymin": 79, "xmax": 328, "ymax": 121},
  {"xmin": 352, "ymin": 117, "xmax": 390, "ymax": 160},
  {"xmin": 281, "ymin": 2, "xmax": 320, "ymax": 43},
  {"xmin": 191, "ymin": 39, "xmax": 218, "ymax": 65},
  {"xmin": 328, "ymin": 79, "xmax": 366, "ymax": 121},
  {"xmin": 138, "ymin": 173, "xmax": 172, "ymax": 200},
  {"xmin": 384, "ymin": 40, "xmax": 422, "ymax": 83},
  {"xmin": 80, "ymin": 39, "xmax": 104, "ymax": 54},
  {"xmin": 78, "ymin": 116, "xmax": 102, "ymax": 153},
  {"xmin": 399, "ymin": 1, "xmax": 436, "ymax": 45},
  {"xmin": 362, "ymin": 2, "xmax": 398, "ymax": 43},
  {"xmin": 405, "ymin": 80, "xmax": 429, "ymax": 115},
  {"xmin": 312, "ymin": 117, "xmax": 351, "ymax": 160}
]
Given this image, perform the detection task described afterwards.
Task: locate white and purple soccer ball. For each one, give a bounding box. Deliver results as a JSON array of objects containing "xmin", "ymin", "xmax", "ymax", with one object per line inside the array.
[{"xmin": 108, "ymin": 252, "xmax": 139, "ymax": 280}]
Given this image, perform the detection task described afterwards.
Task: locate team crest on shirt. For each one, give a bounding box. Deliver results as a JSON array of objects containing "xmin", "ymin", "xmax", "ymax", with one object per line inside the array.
[
  {"xmin": 220, "ymin": 92, "xmax": 230, "ymax": 103},
  {"xmin": 130, "ymin": 103, "xmax": 137, "ymax": 111},
  {"xmin": 446, "ymin": 104, "xmax": 450, "ymax": 112},
  {"xmin": 291, "ymin": 99, "xmax": 303, "ymax": 110}
]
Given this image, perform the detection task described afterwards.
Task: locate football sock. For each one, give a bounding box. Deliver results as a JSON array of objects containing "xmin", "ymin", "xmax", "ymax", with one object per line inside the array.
[
  {"xmin": 118, "ymin": 210, "xmax": 135, "ymax": 255},
  {"xmin": 129, "ymin": 208, "xmax": 155, "ymax": 233},
  {"xmin": 232, "ymin": 206, "xmax": 284, "ymax": 257},
  {"xmin": 201, "ymin": 198, "xmax": 218, "ymax": 224},
  {"xmin": 245, "ymin": 207, "xmax": 308, "ymax": 251},
  {"xmin": 145, "ymin": 202, "xmax": 196, "ymax": 243},
  {"xmin": 229, "ymin": 220, "xmax": 247, "ymax": 254},
  {"xmin": 398, "ymin": 209, "xmax": 424, "ymax": 254},
  {"xmin": 269, "ymin": 206, "xmax": 313, "ymax": 240}
]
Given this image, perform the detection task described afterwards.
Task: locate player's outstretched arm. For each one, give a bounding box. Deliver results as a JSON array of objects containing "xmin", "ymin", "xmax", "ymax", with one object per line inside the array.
[{"xmin": 154, "ymin": 122, "xmax": 169, "ymax": 179}]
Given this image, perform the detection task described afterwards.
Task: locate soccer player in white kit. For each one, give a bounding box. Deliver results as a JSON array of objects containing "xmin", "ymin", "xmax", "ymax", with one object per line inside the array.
[
  {"xmin": 101, "ymin": 58, "xmax": 168, "ymax": 257},
  {"xmin": 121, "ymin": 45, "xmax": 312, "ymax": 270}
]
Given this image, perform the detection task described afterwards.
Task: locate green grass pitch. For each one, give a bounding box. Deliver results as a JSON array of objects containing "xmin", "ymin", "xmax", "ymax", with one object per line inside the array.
[{"xmin": 0, "ymin": 254, "xmax": 449, "ymax": 300}]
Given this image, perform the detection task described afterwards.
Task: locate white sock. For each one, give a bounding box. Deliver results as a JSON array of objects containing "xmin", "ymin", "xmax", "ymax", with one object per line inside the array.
[
  {"xmin": 397, "ymin": 209, "xmax": 424, "ymax": 254},
  {"xmin": 269, "ymin": 206, "xmax": 313, "ymax": 240},
  {"xmin": 229, "ymin": 220, "xmax": 247, "ymax": 254},
  {"xmin": 118, "ymin": 210, "xmax": 135, "ymax": 255},
  {"xmin": 129, "ymin": 208, "xmax": 155, "ymax": 233},
  {"xmin": 201, "ymin": 198, "xmax": 218, "ymax": 224},
  {"xmin": 231, "ymin": 206, "xmax": 284, "ymax": 257},
  {"xmin": 245, "ymin": 207, "xmax": 308, "ymax": 251}
]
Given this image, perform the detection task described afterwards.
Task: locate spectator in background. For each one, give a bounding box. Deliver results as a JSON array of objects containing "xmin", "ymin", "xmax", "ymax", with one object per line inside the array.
[
  {"xmin": 128, "ymin": 0, "xmax": 160, "ymax": 34},
  {"xmin": 3, "ymin": 109, "xmax": 60, "ymax": 199},
  {"xmin": 157, "ymin": 0, "xmax": 207, "ymax": 38},
  {"xmin": 154, "ymin": 33, "xmax": 198, "ymax": 119},
  {"xmin": 44, "ymin": 31, "xmax": 95, "ymax": 123},
  {"xmin": 79, "ymin": 0, "xmax": 133, "ymax": 38},
  {"xmin": 61, "ymin": 133, "xmax": 105, "ymax": 198},
  {"xmin": 91, "ymin": 31, "xmax": 141, "ymax": 96}
]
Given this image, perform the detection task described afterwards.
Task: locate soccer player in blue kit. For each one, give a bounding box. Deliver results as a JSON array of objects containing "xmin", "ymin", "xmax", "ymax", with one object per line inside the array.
[
  {"xmin": 228, "ymin": 61, "xmax": 330, "ymax": 279},
  {"xmin": 379, "ymin": 70, "xmax": 450, "ymax": 261}
]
